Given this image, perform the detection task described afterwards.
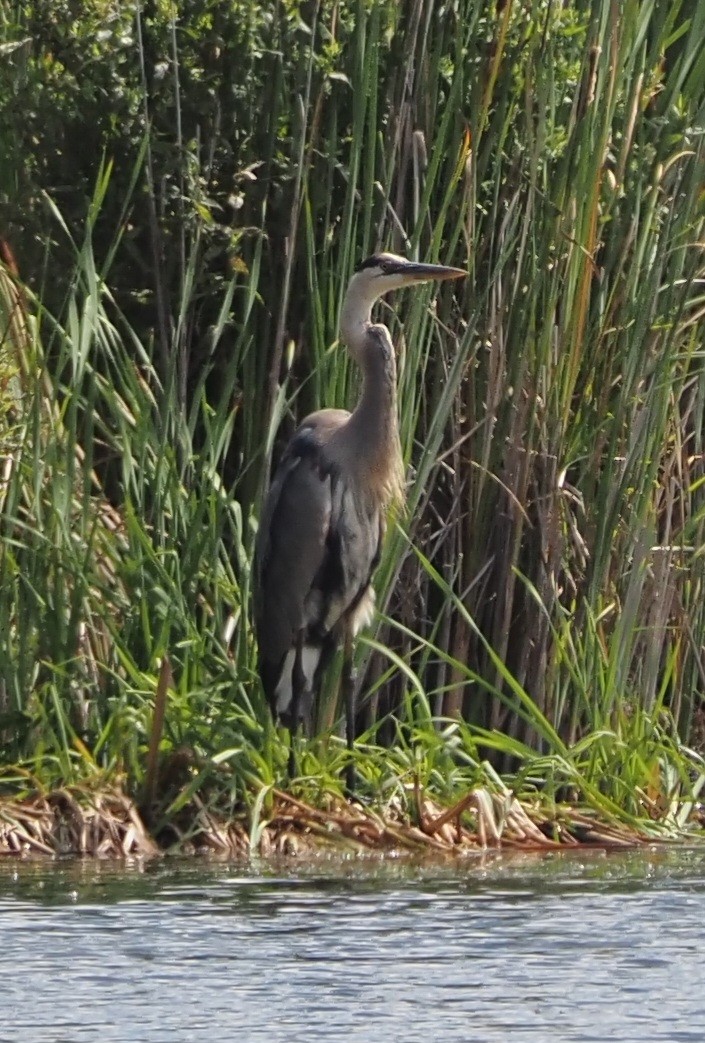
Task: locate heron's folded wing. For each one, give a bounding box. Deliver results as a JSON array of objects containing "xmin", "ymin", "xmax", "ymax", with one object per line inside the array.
[{"xmin": 255, "ymin": 448, "xmax": 332, "ymax": 694}]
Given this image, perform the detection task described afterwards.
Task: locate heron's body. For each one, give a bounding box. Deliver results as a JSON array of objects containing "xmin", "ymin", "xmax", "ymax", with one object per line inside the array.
[
  {"xmin": 255, "ymin": 407, "xmax": 385, "ymax": 726},
  {"xmin": 254, "ymin": 252, "xmax": 464, "ymax": 778}
]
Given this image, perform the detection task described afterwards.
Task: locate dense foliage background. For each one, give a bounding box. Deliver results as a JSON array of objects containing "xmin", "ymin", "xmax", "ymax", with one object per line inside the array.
[{"xmin": 1, "ymin": 0, "xmax": 704, "ymax": 826}]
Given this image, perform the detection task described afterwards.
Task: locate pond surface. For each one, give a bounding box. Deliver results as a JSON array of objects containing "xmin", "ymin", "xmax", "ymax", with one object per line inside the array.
[{"xmin": 1, "ymin": 847, "xmax": 704, "ymax": 1042}]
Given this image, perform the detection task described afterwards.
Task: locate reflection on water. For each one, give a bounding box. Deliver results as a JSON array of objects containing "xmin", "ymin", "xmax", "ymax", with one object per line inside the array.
[{"xmin": 1, "ymin": 849, "xmax": 704, "ymax": 1042}]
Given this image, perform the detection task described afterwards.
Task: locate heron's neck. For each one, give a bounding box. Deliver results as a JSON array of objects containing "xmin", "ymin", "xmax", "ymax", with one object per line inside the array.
[
  {"xmin": 340, "ymin": 292, "xmax": 404, "ymax": 504},
  {"xmin": 340, "ymin": 280, "xmax": 376, "ymax": 357},
  {"xmin": 355, "ymin": 329, "xmax": 397, "ymax": 424}
]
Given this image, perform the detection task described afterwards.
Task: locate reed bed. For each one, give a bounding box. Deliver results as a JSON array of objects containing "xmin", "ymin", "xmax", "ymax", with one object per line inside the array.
[{"xmin": 0, "ymin": 0, "xmax": 704, "ymax": 854}]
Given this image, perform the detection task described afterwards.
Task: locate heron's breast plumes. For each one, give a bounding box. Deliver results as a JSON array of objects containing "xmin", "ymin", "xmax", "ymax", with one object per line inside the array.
[{"xmin": 350, "ymin": 585, "xmax": 376, "ymax": 636}]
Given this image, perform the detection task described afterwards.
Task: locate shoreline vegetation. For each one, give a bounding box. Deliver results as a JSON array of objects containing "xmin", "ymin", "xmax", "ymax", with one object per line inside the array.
[
  {"xmin": 1, "ymin": 1, "xmax": 705, "ymax": 861},
  {"xmin": 2, "ymin": 779, "xmax": 701, "ymax": 861}
]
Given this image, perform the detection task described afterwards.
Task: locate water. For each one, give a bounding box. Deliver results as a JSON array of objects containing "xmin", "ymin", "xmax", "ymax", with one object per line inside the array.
[{"xmin": 1, "ymin": 848, "xmax": 704, "ymax": 1042}]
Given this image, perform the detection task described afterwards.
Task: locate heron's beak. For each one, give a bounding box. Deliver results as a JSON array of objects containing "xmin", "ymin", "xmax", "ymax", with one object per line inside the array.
[{"xmin": 390, "ymin": 260, "xmax": 466, "ymax": 284}]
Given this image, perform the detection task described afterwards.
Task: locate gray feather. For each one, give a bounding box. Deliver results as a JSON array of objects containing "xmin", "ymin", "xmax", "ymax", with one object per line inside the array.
[{"xmin": 254, "ymin": 419, "xmax": 383, "ymax": 713}]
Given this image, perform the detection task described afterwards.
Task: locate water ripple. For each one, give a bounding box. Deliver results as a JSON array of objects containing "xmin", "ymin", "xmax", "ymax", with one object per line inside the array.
[{"xmin": 0, "ymin": 850, "xmax": 703, "ymax": 1042}]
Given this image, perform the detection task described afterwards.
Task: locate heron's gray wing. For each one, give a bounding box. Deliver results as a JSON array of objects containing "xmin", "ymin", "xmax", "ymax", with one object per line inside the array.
[
  {"xmin": 254, "ymin": 436, "xmax": 333, "ymax": 701},
  {"xmin": 311, "ymin": 480, "xmax": 383, "ymax": 635}
]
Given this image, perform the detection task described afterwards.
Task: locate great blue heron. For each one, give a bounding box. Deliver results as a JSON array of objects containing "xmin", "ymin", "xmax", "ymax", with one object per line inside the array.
[{"xmin": 255, "ymin": 252, "xmax": 465, "ymax": 783}]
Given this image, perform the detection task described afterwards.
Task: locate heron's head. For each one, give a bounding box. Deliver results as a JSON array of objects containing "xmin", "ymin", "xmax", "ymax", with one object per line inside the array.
[
  {"xmin": 341, "ymin": 251, "xmax": 465, "ymax": 360},
  {"xmin": 350, "ymin": 251, "xmax": 466, "ymax": 298}
]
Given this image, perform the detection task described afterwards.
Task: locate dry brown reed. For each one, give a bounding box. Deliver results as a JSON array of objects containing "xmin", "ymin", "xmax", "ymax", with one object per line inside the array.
[{"xmin": 0, "ymin": 784, "xmax": 663, "ymax": 861}]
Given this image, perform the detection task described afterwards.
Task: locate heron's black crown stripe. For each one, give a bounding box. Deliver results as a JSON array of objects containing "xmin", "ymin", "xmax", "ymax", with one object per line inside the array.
[{"xmin": 354, "ymin": 254, "xmax": 386, "ymax": 272}]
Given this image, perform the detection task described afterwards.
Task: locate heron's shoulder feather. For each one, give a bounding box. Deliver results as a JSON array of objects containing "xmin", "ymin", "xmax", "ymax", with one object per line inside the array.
[{"xmin": 295, "ymin": 408, "xmax": 351, "ymax": 446}]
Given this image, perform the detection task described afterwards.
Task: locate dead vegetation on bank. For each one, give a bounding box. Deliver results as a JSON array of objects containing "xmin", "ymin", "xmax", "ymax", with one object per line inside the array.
[{"xmin": 0, "ymin": 781, "xmax": 687, "ymax": 861}]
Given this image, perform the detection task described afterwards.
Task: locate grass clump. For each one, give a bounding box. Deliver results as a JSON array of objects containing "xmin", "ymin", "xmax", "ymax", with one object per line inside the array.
[{"xmin": 0, "ymin": 0, "xmax": 704, "ymax": 854}]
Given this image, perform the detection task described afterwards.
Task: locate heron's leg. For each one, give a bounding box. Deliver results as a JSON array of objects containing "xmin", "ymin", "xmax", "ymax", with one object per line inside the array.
[
  {"xmin": 341, "ymin": 631, "xmax": 357, "ymax": 795},
  {"xmin": 289, "ymin": 631, "xmax": 307, "ymax": 780}
]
